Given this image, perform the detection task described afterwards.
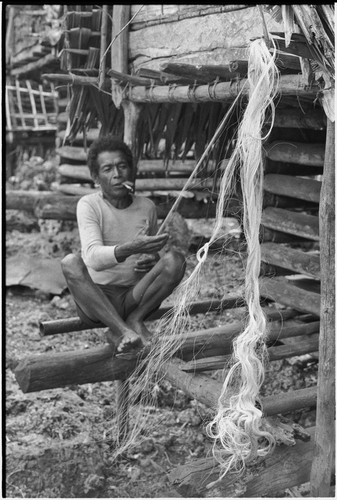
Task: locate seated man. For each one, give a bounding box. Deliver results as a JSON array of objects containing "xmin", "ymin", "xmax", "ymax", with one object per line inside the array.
[{"xmin": 61, "ymin": 136, "xmax": 186, "ymax": 356}]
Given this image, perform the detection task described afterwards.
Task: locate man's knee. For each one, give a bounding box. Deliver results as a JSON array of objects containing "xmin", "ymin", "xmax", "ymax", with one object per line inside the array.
[
  {"xmin": 161, "ymin": 249, "xmax": 186, "ymax": 284},
  {"xmin": 61, "ymin": 254, "xmax": 86, "ymax": 281}
]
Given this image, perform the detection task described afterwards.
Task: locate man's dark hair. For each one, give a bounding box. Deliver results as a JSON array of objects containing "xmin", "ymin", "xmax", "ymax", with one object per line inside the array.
[{"xmin": 87, "ymin": 135, "xmax": 134, "ymax": 178}]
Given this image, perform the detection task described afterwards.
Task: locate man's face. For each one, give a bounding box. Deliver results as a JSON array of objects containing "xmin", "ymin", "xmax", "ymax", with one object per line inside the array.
[{"xmin": 95, "ymin": 150, "xmax": 133, "ymax": 199}]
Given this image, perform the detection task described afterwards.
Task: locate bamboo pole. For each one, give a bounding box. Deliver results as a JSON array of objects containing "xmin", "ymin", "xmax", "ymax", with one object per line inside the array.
[
  {"xmin": 310, "ymin": 118, "xmax": 335, "ymax": 497},
  {"xmin": 41, "ymin": 73, "xmax": 320, "ymax": 102},
  {"xmin": 99, "ymin": 5, "xmax": 109, "ymax": 89}
]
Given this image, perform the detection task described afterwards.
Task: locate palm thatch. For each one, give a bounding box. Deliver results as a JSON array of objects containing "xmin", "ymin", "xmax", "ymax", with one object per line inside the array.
[{"xmin": 56, "ymin": 4, "xmax": 334, "ymax": 166}]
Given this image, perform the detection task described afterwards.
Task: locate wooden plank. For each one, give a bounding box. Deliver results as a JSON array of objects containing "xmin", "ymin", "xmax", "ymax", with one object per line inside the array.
[
  {"xmin": 310, "ymin": 117, "xmax": 335, "ymax": 496},
  {"xmin": 261, "ymin": 242, "xmax": 320, "ymax": 278},
  {"xmin": 265, "ymin": 141, "xmax": 325, "ymax": 166},
  {"xmin": 260, "ymin": 276, "xmax": 320, "ymax": 316},
  {"xmin": 261, "ymin": 207, "xmax": 319, "ymax": 241},
  {"xmin": 169, "ymin": 427, "xmax": 320, "ymax": 497},
  {"xmin": 58, "ymin": 167, "xmax": 218, "ymax": 191},
  {"xmin": 265, "ymin": 160, "xmax": 323, "ymax": 177},
  {"xmin": 160, "ymin": 62, "xmax": 240, "ymax": 83},
  {"xmin": 266, "ymin": 107, "xmax": 326, "ymax": 130},
  {"xmin": 182, "ymin": 335, "xmax": 319, "ymax": 371},
  {"xmin": 264, "ymin": 174, "xmax": 321, "ymax": 203}
]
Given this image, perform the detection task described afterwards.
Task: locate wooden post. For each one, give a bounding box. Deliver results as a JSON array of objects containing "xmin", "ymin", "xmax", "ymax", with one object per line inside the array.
[
  {"xmin": 110, "ymin": 4, "xmax": 130, "ymax": 109},
  {"xmin": 110, "ymin": 4, "xmax": 134, "ymax": 440},
  {"xmin": 98, "ymin": 5, "xmax": 109, "ymax": 89},
  {"xmin": 310, "ymin": 117, "xmax": 335, "ymax": 496}
]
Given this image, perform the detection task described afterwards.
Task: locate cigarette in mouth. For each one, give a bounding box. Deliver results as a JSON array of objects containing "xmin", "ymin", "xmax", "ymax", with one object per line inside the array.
[{"xmin": 122, "ymin": 182, "xmax": 134, "ymax": 191}]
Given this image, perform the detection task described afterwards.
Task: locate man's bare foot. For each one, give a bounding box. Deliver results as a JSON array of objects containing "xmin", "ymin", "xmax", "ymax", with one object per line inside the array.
[
  {"xmin": 116, "ymin": 329, "xmax": 143, "ymax": 354},
  {"xmin": 126, "ymin": 319, "xmax": 152, "ymax": 348}
]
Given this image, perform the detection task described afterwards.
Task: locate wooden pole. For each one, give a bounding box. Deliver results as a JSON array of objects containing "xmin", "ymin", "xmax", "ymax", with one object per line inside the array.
[
  {"xmin": 98, "ymin": 5, "xmax": 109, "ymax": 90},
  {"xmin": 310, "ymin": 117, "xmax": 335, "ymax": 497},
  {"xmin": 41, "ymin": 73, "xmax": 320, "ymax": 103},
  {"xmin": 110, "ymin": 4, "xmax": 131, "ymax": 109}
]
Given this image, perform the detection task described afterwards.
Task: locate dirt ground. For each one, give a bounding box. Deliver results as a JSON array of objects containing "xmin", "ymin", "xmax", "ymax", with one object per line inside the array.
[{"xmin": 5, "ymin": 217, "xmax": 318, "ymax": 498}]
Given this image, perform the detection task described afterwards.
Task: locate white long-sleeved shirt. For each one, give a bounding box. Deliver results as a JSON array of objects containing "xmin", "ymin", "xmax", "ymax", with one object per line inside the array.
[{"xmin": 77, "ymin": 192, "xmax": 157, "ymax": 286}]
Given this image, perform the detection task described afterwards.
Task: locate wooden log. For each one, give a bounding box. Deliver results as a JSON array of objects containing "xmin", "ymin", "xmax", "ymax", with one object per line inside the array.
[
  {"xmin": 310, "ymin": 117, "xmax": 335, "ymax": 496},
  {"xmin": 182, "ymin": 335, "xmax": 319, "ymax": 372},
  {"xmin": 39, "ymin": 297, "xmax": 244, "ymax": 336},
  {"xmin": 58, "ymin": 170, "xmax": 218, "ymax": 191},
  {"xmin": 260, "ymin": 276, "xmax": 321, "ymax": 317},
  {"xmin": 169, "ymin": 427, "xmax": 321, "ymax": 497},
  {"xmin": 265, "ymin": 141, "xmax": 325, "ymax": 166},
  {"xmin": 17, "ymin": 309, "xmax": 303, "ymax": 393},
  {"xmin": 164, "ymin": 358, "xmax": 317, "ymax": 414},
  {"xmin": 264, "ymin": 174, "xmax": 321, "ymax": 203},
  {"xmin": 266, "ymin": 107, "xmax": 326, "ymax": 130},
  {"xmin": 261, "ymin": 207, "xmax": 319, "ymax": 241},
  {"xmin": 57, "ymin": 128, "xmax": 100, "ymax": 144},
  {"xmin": 160, "ymin": 62, "xmax": 240, "ymax": 83},
  {"xmin": 261, "ymin": 242, "xmax": 320, "ymax": 279},
  {"xmin": 110, "ymin": 4, "xmax": 130, "ymax": 109},
  {"xmin": 265, "ymin": 160, "xmax": 323, "ymax": 177},
  {"xmin": 127, "ymin": 75, "xmax": 320, "ymax": 103},
  {"xmin": 6, "ymin": 189, "xmax": 240, "ymax": 221},
  {"xmin": 261, "ymin": 227, "xmax": 316, "ymax": 245},
  {"xmin": 56, "ymin": 146, "xmax": 220, "ymax": 172}
]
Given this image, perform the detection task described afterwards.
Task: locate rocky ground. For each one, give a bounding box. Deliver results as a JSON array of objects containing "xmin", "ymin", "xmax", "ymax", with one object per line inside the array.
[{"xmin": 5, "ymin": 156, "xmax": 318, "ymax": 498}]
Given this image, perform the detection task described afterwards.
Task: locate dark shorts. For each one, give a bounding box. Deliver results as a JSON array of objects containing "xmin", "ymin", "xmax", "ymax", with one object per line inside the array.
[{"xmin": 75, "ymin": 283, "xmax": 138, "ymax": 326}]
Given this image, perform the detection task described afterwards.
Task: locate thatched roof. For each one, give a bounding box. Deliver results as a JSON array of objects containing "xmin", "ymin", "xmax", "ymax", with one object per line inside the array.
[{"xmin": 48, "ymin": 4, "xmax": 334, "ymax": 164}]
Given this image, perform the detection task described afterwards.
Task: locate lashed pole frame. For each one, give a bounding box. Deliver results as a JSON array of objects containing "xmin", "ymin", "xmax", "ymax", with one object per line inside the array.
[
  {"xmin": 110, "ymin": 4, "xmax": 141, "ymax": 443},
  {"xmin": 310, "ymin": 117, "xmax": 335, "ymax": 496}
]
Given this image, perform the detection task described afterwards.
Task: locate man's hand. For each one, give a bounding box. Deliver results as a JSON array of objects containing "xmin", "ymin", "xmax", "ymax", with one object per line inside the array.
[
  {"xmin": 134, "ymin": 254, "xmax": 159, "ymax": 273},
  {"xmin": 115, "ymin": 233, "xmax": 169, "ymax": 262}
]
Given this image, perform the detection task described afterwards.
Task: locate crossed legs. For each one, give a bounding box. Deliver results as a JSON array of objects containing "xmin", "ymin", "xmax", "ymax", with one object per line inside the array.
[{"xmin": 61, "ymin": 250, "xmax": 186, "ymax": 354}]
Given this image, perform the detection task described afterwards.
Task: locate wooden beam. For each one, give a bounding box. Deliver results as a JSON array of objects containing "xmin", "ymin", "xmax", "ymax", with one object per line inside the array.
[
  {"xmin": 163, "ymin": 359, "xmax": 317, "ymax": 414},
  {"xmin": 39, "ymin": 297, "xmax": 244, "ymax": 336},
  {"xmin": 16, "ymin": 310, "xmax": 305, "ymax": 392},
  {"xmin": 260, "ymin": 276, "xmax": 321, "ymax": 317},
  {"xmin": 159, "ymin": 62, "xmax": 240, "ymax": 83},
  {"xmin": 267, "ymin": 107, "xmax": 326, "ymax": 130},
  {"xmin": 127, "ymin": 75, "xmax": 320, "ymax": 103},
  {"xmin": 182, "ymin": 335, "xmax": 319, "ymax": 372},
  {"xmin": 310, "ymin": 118, "xmax": 335, "ymax": 496},
  {"xmin": 262, "ymin": 207, "xmax": 319, "ymax": 241},
  {"xmin": 58, "ymin": 168, "xmax": 218, "ymax": 191},
  {"xmin": 6, "ymin": 189, "xmax": 241, "ymax": 221},
  {"xmin": 110, "ymin": 4, "xmax": 130, "ymax": 108},
  {"xmin": 261, "ymin": 242, "xmax": 320, "ymax": 279},
  {"xmin": 264, "ymin": 174, "xmax": 321, "ymax": 203},
  {"xmin": 265, "ymin": 141, "xmax": 325, "ymax": 166},
  {"xmin": 169, "ymin": 427, "xmax": 326, "ymax": 497}
]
